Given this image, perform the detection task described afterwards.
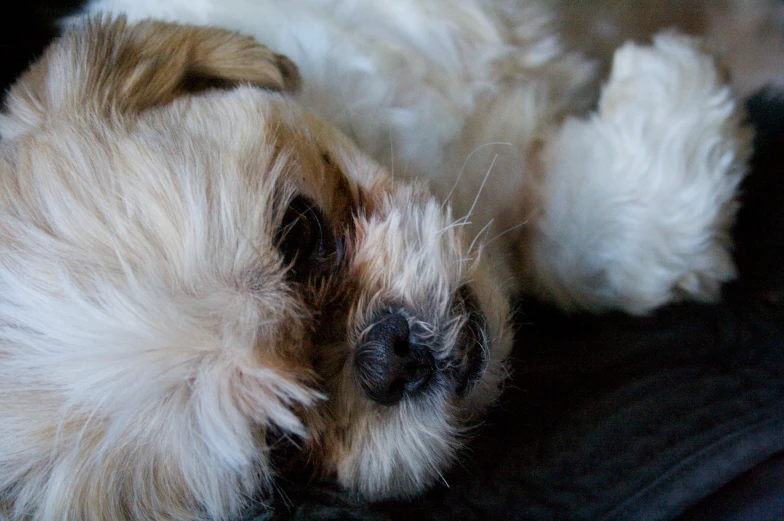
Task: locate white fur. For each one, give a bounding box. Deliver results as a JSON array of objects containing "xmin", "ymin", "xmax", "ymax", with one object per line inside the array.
[
  {"xmin": 0, "ymin": 22, "xmax": 514, "ymax": 517},
  {"xmin": 0, "ymin": 89, "xmax": 323, "ymax": 520},
  {"xmin": 83, "ymin": 0, "xmax": 756, "ymax": 315},
  {"xmin": 526, "ymin": 33, "xmax": 749, "ymax": 313}
]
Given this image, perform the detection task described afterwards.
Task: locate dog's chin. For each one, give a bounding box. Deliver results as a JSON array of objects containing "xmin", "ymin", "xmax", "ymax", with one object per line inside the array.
[{"xmin": 334, "ymin": 344, "xmax": 510, "ymax": 501}]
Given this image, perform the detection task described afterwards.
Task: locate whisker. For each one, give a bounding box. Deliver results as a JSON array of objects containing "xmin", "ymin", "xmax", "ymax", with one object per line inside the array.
[
  {"xmin": 437, "ymin": 218, "xmax": 473, "ymax": 238},
  {"xmin": 389, "ymin": 131, "xmax": 395, "ymax": 180},
  {"xmin": 237, "ymin": 226, "xmax": 270, "ymax": 266},
  {"xmin": 483, "ymin": 220, "xmax": 529, "ymax": 248},
  {"xmin": 468, "ymin": 218, "xmax": 494, "ymax": 256},
  {"xmin": 271, "ymin": 476, "xmax": 293, "ymax": 508},
  {"xmin": 442, "ymin": 142, "xmax": 512, "ymax": 209},
  {"xmin": 434, "ymin": 467, "xmax": 450, "ymax": 488},
  {"xmin": 464, "ymin": 153, "xmax": 498, "ymax": 224}
]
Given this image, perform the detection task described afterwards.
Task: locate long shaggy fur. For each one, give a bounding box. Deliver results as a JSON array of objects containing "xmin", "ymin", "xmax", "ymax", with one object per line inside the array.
[{"xmin": 0, "ymin": 16, "xmax": 512, "ymax": 521}]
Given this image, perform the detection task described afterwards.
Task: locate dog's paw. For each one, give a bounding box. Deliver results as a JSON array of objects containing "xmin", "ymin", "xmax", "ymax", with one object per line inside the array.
[{"xmin": 525, "ymin": 33, "xmax": 751, "ymax": 315}]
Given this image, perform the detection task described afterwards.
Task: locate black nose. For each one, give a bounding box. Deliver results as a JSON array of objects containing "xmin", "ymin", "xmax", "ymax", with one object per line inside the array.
[{"xmin": 354, "ymin": 312, "xmax": 435, "ymax": 405}]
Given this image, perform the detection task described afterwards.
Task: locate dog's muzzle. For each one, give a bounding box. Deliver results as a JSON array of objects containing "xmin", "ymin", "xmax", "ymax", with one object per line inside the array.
[{"xmin": 353, "ymin": 290, "xmax": 489, "ymax": 406}]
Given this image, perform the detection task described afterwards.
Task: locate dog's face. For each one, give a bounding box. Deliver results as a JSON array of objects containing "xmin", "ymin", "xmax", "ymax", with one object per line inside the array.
[{"xmin": 0, "ymin": 18, "xmax": 512, "ymax": 520}]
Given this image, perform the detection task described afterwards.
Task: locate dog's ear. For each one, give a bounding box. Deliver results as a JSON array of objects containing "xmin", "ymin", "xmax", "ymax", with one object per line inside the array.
[{"xmin": 0, "ymin": 16, "xmax": 301, "ymax": 139}]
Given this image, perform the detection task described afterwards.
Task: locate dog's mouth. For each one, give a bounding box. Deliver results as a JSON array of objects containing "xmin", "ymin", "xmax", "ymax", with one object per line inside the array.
[{"xmin": 353, "ymin": 287, "xmax": 489, "ymax": 406}]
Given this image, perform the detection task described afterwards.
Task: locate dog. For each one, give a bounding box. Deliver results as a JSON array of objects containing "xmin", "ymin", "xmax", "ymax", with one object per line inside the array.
[
  {"xmin": 0, "ymin": 17, "xmax": 511, "ymax": 521},
  {"xmin": 0, "ymin": 0, "xmax": 766, "ymax": 518}
]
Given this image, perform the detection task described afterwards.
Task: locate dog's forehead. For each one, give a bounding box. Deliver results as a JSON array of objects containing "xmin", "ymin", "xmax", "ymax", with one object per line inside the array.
[{"xmin": 144, "ymin": 87, "xmax": 385, "ymax": 221}]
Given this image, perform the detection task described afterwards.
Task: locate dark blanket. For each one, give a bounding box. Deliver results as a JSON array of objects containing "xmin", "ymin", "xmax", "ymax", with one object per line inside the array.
[{"xmin": 4, "ymin": 5, "xmax": 784, "ymax": 521}]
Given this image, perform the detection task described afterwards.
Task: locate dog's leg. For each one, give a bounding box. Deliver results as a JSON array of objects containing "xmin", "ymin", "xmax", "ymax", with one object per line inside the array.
[
  {"xmin": 1, "ymin": 16, "xmax": 300, "ymax": 139},
  {"xmin": 523, "ymin": 33, "xmax": 751, "ymax": 315}
]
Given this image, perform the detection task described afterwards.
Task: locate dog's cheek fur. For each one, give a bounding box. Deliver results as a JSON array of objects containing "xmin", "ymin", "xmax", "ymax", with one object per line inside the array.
[{"xmin": 0, "ymin": 89, "xmax": 327, "ymax": 520}]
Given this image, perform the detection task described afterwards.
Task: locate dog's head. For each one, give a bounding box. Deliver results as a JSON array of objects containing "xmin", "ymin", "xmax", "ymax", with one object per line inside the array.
[{"xmin": 0, "ymin": 18, "xmax": 512, "ymax": 520}]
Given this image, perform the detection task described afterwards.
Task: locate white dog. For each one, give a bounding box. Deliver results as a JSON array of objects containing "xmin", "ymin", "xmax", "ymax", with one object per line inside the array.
[{"xmin": 0, "ymin": 0, "xmax": 775, "ymax": 519}]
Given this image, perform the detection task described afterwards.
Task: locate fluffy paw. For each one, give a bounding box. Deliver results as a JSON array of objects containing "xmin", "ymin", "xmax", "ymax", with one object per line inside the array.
[{"xmin": 526, "ymin": 33, "xmax": 751, "ymax": 315}]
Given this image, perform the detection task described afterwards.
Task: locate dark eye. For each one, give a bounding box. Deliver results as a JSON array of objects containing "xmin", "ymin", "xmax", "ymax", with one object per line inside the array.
[{"xmin": 275, "ymin": 195, "xmax": 341, "ymax": 282}]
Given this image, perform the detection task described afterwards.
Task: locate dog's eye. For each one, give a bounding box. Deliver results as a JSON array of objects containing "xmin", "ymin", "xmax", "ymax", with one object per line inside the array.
[{"xmin": 276, "ymin": 195, "xmax": 341, "ymax": 282}]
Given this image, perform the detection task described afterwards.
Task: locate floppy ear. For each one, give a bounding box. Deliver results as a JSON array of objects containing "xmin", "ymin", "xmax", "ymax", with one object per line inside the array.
[{"xmin": 0, "ymin": 16, "xmax": 301, "ymax": 138}]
